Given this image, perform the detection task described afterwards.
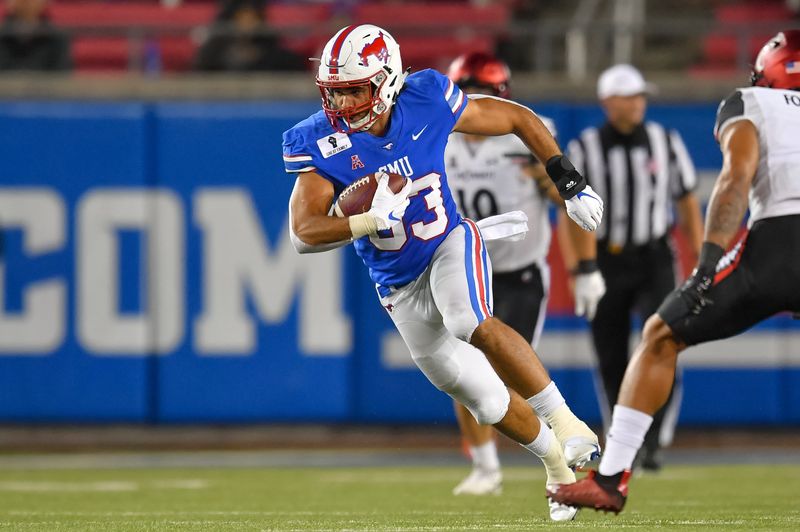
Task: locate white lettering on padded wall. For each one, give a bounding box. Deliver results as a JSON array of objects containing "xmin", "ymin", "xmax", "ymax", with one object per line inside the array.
[
  {"xmin": 0, "ymin": 188, "xmax": 65, "ymax": 353},
  {"xmin": 77, "ymin": 189, "xmax": 184, "ymax": 355},
  {"xmin": 0, "ymin": 187, "xmax": 352, "ymax": 357},
  {"xmin": 193, "ymin": 188, "xmax": 351, "ymax": 356}
]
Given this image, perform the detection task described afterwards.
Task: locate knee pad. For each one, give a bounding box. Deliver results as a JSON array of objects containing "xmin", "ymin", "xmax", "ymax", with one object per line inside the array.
[
  {"xmin": 462, "ymin": 388, "xmax": 510, "ymax": 425},
  {"xmin": 442, "ymin": 341, "xmax": 509, "ymax": 425}
]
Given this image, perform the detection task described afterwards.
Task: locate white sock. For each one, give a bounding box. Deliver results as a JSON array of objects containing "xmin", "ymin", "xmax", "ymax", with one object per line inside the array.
[
  {"xmin": 522, "ymin": 423, "xmax": 575, "ymax": 485},
  {"xmin": 598, "ymin": 405, "xmax": 653, "ymax": 476},
  {"xmin": 522, "ymin": 423, "xmax": 553, "ymax": 457},
  {"xmin": 470, "ymin": 440, "xmax": 500, "ymax": 472},
  {"xmin": 526, "ymin": 381, "xmax": 566, "ymax": 419}
]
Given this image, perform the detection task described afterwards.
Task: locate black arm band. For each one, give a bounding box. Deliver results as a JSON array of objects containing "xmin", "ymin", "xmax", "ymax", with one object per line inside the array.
[
  {"xmin": 576, "ymin": 259, "xmax": 598, "ymax": 274},
  {"xmin": 545, "ymin": 155, "xmax": 587, "ymax": 200},
  {"xmin": 697, "ymin": 242, "xmax": 725, "ymax": 276}
]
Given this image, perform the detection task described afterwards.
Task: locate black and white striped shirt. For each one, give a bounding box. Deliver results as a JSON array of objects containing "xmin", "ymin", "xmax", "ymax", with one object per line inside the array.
[{"xmin": 567, "ymin": 121, "xmax": 696, "ymax": 249}]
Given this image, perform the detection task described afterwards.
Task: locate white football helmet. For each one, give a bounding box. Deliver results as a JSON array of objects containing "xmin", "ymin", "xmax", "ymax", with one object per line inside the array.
[{"xmin": 316, "ymin": 24, "xmax": 406, "ymax": 133}]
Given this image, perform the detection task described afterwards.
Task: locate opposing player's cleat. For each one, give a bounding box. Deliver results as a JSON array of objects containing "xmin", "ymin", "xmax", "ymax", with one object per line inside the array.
[
  {"xmin": 563, "ymin": 437, "xmax": 602, "ymax": 470},
  {"xmin": 547, "ymin": 470, "xmax": 631, "ymax": 514},
  {"xmin": 546, "ymin": 484, "xmax": 579, "ymax": 521},
  {"xmin": 452, "ymin": 468, "xmax": 502, "ymax": 496}
]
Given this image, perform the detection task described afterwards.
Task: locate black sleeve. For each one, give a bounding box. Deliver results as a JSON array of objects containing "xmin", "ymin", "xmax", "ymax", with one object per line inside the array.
[{"xmin": 714, "ymin": 90, "xmax": 744, "ymax": 137}]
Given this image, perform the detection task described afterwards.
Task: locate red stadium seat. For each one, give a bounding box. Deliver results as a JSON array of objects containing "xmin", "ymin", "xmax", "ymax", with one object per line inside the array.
[
  {"xmin": 715, "ymin": 3, "xmax": 791, "ymax": 24},
  {"xmin": 49, "ymin": 2, "xmax": 214, "ymax": 27},
  {"xmin": 354, "ymin": 2, "xmax": 509, "ymax": 29},
  {"xmin": 400, "ymin": 36, "xmax": 495, "ymax": 71},
  {"xmin": 0, "ymin": 1, "xmax": 505, "ymax": 73},
  {"xmin": 54, "ymin": 2, "xmax": 332, "ymax": 72},
  {"xmin": 351, "ymin": 2, "xmax": 508, "ymax": 71},
  {"xmin": 266, "ymin": 2, "xmax": 332, "ymax": 61},
  {"xmin": 71, "ymin": 37, "xmax": 129, "ymax": 72},
  {"xmin": 0, "ymin": 2, "xmax": 214, "ymax": 72},
  {"xmin": 691, "ymin": 0, "xmax": 793, "ymax": 78},
  {"xmin": 266, "ymin": 3, "xmax": 331, "ymax": 27}
]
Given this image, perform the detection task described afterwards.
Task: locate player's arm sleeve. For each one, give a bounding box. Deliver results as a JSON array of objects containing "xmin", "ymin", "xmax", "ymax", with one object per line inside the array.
[
  {"xmin": 713, "ymin": 90, "xmax": 753, "ymax": 142},
  {"xmin": 282, "ymin": 128, "xmax": 318, "ymax": 174},
  {"xmin": 667, "ymin": 129, "xmax": 698, "ymax": 199}
]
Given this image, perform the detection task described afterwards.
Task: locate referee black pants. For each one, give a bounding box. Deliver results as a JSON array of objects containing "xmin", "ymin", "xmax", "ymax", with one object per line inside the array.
[{"xmin": 591, "ymin": 237, "xmax": 680, "ymax": 455}]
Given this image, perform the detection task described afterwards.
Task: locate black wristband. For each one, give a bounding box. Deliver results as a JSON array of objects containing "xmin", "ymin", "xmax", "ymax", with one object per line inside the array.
[
  {"xmin": 545, "ymin": 155, "xmax": 586, "ymax": 200},
  {"xmin": 576, "ymin": 259, "xmax": 598, "ymax": 274},
  {"xmin": 697, "ymin": 242, "xmax": 725, "ymax": 277}
]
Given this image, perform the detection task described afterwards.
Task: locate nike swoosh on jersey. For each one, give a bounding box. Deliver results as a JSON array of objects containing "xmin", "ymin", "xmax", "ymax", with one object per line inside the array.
[{"xmin": 412, "ymin": 125, "xmax": 429, "ymax": 141}]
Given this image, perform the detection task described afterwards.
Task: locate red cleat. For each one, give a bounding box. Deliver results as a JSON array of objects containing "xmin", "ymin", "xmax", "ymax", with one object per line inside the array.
[{"xmin": 546, "ymin": 470, "xmax": 631, "ymax": 514}]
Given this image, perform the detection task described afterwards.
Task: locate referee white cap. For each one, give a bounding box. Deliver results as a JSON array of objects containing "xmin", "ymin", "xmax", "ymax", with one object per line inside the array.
[{"xmin": 597, "ymin": 64, "xmax": 656, "ymax": 99}]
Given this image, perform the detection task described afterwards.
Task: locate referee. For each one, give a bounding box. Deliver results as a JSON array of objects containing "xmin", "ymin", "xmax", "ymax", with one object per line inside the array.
[{"xmin": 567, "ymin": 64, "xmax": 704, "ymax": 471}]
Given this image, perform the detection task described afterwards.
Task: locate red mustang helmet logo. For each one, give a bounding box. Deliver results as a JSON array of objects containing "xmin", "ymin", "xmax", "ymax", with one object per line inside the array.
[{"xmin": 359, "ymin": 32, "xmax": 390, "ymax": 67}]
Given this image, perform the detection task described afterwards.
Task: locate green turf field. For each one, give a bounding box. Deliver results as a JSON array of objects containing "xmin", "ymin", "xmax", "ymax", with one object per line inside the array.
[{"xmin": 0, "ymin": 463, "xmax": 798, "ymax": 531}]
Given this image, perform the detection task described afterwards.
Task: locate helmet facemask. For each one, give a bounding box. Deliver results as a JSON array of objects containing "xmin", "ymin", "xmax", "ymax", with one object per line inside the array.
[{"xmin": 317, "ymin": 68, "xmax": 390, "ymax": 134}]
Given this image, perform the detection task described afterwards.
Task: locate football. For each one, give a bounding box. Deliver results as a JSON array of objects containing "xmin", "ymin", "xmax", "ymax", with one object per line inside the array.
[{"xmin": 333, "ymin": 171, "xmax": 408, "ymax": 217}]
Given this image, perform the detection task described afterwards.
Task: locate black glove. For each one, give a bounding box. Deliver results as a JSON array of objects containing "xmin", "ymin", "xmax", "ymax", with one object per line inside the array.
[{"xmin": 677, "ymin": 242, "xmax": 725, "ymax": 315}]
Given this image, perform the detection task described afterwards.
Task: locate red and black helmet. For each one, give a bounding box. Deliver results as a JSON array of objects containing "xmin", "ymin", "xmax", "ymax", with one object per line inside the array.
[
  {"xmin": 447, "ymin": 52, "xmax": 511, "ymax": 98},
  {"xmin": 751, "ymin": 30, "xmax": 800, "ymax": 90}
]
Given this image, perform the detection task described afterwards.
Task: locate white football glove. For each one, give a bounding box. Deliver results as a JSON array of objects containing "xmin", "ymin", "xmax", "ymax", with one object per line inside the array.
[
  {"xmin": 574, "ymin": 270, "xmax": 606, "ymax": 320},
  {"xmin": 369, "ymin": 172, "xmax": 412, "ymax": 231},
  {"xmin": 565, "ymin": 185, "xmax": 604, "ymax": 232}
]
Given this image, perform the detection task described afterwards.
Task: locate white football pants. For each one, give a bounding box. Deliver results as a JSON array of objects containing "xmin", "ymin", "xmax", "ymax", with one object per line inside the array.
[{"xmin": 378, "ymin": 220, "xmax": 510, "ymax": 425}]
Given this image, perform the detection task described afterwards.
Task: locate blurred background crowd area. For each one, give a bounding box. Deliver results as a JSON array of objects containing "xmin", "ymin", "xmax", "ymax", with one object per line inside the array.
[{"xmin": 0, "ymin": 0, "xmax": 798, "ymax": 99}]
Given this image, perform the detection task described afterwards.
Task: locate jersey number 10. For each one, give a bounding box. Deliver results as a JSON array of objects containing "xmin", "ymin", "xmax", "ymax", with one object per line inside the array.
[{"xmin": 455, "ymin": 188, "xmax": 499, "ymax": 221}]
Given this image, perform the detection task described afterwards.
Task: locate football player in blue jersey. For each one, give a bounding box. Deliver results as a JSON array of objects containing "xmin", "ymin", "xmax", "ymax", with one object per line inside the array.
[{"xmin": 284, "ymin": 24, "xmax": 604, "ymax": 521}]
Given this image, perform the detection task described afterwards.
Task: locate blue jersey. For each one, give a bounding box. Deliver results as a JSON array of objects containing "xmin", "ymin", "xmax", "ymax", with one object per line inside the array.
[{"xmin": 283, "ymin": 69, "xmax": 469, "ymax": 287}]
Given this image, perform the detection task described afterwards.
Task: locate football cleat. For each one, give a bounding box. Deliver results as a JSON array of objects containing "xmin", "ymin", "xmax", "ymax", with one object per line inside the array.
[
  {"xmin": 546, "ymin": 470, "xmax": 631, "ymax": 514},
  {"xmin": 563, "ymin": 436, "xmax": 602, "ymax": 470},
  {"xmin": 546, "ymin": 406, "xmax": 602, "ymax": 469},
  {"xmin": 452, "ymin": 468, "xmax": 502, "ymax": 496},
  {"xmin": 546, "ymin": 484, "xmax": 579, "ymax": 521}
]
